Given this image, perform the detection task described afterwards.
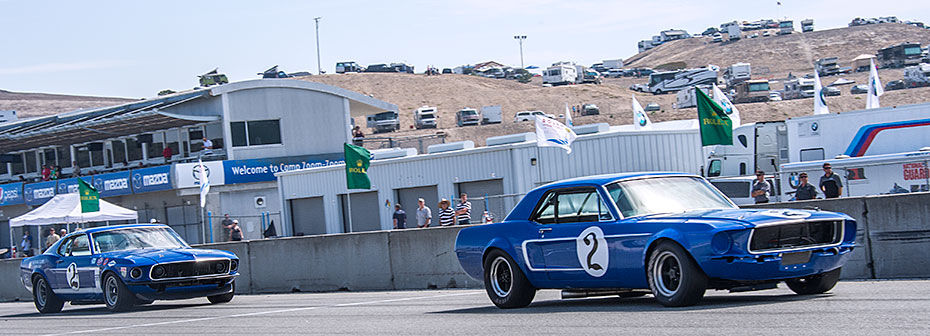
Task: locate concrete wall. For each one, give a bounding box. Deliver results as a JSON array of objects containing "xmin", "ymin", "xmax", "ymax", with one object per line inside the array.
[{"xmin": 0, "ymin": 257, "xmax": 29, "ymax": 301}]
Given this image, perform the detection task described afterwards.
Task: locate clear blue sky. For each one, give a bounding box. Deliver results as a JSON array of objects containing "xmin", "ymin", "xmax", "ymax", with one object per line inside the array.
[{"xmin": 1, "ymin": 0, "xmax": 926, "ymax": 98}]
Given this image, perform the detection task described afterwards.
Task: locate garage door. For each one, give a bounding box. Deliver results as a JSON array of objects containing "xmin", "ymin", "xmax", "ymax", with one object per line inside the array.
[
  {"xmin": 289, "ymin": 196, "xmax": 326, "ymax": 236},
  {"xmin": 394, "ymin": 185, "xmax": 438, "ymax": 227},
  {"xmin": 456, "ymin": 179, "xmax": 505, "ymax": 223},
  {"xmin": 339, "ymin": 191, "xmax": 380, "ymax": 232}
]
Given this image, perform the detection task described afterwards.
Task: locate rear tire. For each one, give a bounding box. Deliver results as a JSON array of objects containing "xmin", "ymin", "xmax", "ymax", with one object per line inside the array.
[
  {"xmin": 103, "ymin": 273, "xmax": 134, "ymax": 312},
  {"xmin": 208, "ymin": 281, "xmax": 235, "ymax": 304},
  {"xmin": 647, "ymin": 242, "xmax": 707, "ymax": 307},
  {"xmin": 33, "ymin": 275, "xmax": 64, "ymax": 314},
  {"xmin": 483, "ymin": 250, "xmax": 535, "ymax": 309},
  {"xmin": 786, "ymin": 268, "xmax": 842, "ymax": 295}
]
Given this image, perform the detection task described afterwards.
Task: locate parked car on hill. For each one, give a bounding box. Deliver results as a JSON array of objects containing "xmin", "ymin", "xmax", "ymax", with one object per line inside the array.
[
  {"xmin": 850, "ymin": 84, "xmax": 869, "ymax": 94},
  {"xmin": 823, "ymin": 86, "xmax": 842, "ymax": 96},
  {"xmin": 454, "ymin": 173, "xmax": 856, "ymax": 308},
  {"xmin": 885, "ymin": 80, "xmax": 906, "ymax": 91},
  {"xmin": 581, "ymin": 104, "xmax": 600, "ymax": 116},
  {"xmin": 514, "ymin": 110, "xmax": 554, "ymax": 122},
  {"xmin": 644, "ymin": 102, "xmax": 661, "ymax": 111},
  {"xmin": 21, "ymin": 224, "xmax": 239, "ymax": 313},
  {"xmin": 769, "ymin": 91, "xmax": 783, "ymax": 101}
]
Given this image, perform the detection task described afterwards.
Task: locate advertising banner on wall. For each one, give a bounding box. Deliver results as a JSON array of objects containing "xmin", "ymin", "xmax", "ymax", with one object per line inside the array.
[
  {"xmin": 93, "ymin": 171, "xmax": 133, "ymax": 197},
  {"xmin": 176, "ymin": 160, "xmax": 226, "ymax": 189},
  {"xmin": 0, "ymin": 182, "xmax": 24, "ymax": 206},
  {"xmin": 56, "ymin": 177, "xmax": 95, "ymax": 194},
  {"xmin": 223, "ymin": 153, "xmax": 344, "ymax": 185},
  {"xmin": 24, "ymin": 181, "xmax": 58, "ymax": 205},
  {"xmin": 131, "ymin": 165, "xmax": 173, "ymax": 193}
]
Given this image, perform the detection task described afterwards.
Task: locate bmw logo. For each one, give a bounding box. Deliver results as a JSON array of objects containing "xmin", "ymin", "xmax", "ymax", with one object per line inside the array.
[
  {"xmin": 94, "ymin": 178, "xmax": 104, "ymax": 190},
  {"xmin": 819, "ymin": 90, "xmax": 827, "ymax": 106},
  {"xmin": 721, "ymin": 100, "xmax": 733, "ymax": 114},
  {"xmin": 788, "ymin": 172, "xmax": 800, "ymax": 188},
  {"xmin": 811, "ymin": 122, "xmax": 819, "ymax": 132},
  {"xmin": 636, "ymin": 112, "xmax": 647, "ymax": 126}
]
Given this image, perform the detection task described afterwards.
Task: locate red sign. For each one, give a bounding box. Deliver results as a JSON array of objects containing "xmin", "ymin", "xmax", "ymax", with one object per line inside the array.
[{"xmin": 902, "ymin": 162, "xmax": 929, "ymax": 181}]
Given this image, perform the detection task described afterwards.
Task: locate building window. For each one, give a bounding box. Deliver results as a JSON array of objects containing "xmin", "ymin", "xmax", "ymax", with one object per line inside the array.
[
  {"xmin": 57, "ymin": 147, "xmax": 71, "ymax": 167},
  {"xmin": 25, "ymin": 151, "xmax": 37, "ymax": 173},
  {"xmin": 126, "ymin": 138, "xmax": 143, "ymax": 161},
  {"xmin": 230, "ymin": 120, "xmax": 282, "ymax": 147}
]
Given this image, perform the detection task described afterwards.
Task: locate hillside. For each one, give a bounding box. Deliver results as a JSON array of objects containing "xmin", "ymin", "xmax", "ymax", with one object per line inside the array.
[{"xmin": 0, "ymin": 89, "xmax": 134, "ymax": 119}]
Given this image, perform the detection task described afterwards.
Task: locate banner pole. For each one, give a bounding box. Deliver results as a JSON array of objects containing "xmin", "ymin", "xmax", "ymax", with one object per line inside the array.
[
  {"xmin": 201, "ymin": 207, "xmax": 206, "ymax": 244},
  {"xmin": 346, "ymin": 192, "xmax": 353, "ymax": 233}
]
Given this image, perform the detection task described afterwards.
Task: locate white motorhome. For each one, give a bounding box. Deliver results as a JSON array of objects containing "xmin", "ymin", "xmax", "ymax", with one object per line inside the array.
[
  {"xmin": 779, "ymin": 149, "xmax": 930, "ymax": 200},
  {"xmin": 704, "ymin": 102, "xmax": 930, "ymax": 178},
  {"xmin": 647, "ymin": 66, "xmax": 718, "ymax": 94},
  {"xmin": 603, "ymin": 59, "xmax": 624, "ymax": 69},
  {"xmin": 414, "ymin": 106, "xmax": 438, "ymax": 129},
  {"xmin": 801, "ymin": 19, "xmax": 814, "ymax": 32},
  {"xmin": 778, "ymin": 20, "xmax": 794, "ymax": 35},
  {"xmin": 674, "ymin": 85, "xmax": 713, "ymax": 109},
  {"xmin": 480, "ymin": 105, "xmax": 502, "ymax": 124},
  {"xmin": 782, "ymin": 78, "xmax": 815, "ymax": 100},
  {"xmin": 722, "ymin": 21, "xmax": 741, "ymax": 41},
  {"xmin": 723, "ymin": 63, "xmax": 751, "ymax": 87},
  {"xmin": 543, "ymin": 62, "xmax": 577, "ymax": 86}
]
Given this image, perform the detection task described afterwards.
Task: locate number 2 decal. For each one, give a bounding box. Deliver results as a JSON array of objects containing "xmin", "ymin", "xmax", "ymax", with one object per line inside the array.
[
  {"xmin": 66, "ymin": 262, "xmax": 80, "ymax": 290},
  {"xmin": 576, "ymin": 226, "xmax": 608, "ymax": 277}
]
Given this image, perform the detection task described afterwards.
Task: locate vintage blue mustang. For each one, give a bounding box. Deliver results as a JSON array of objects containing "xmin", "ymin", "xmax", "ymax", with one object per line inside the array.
[
  {"xmin": 455, "ymin": 173, "xmax": 857, "ymax": 308},
  {"xmin": 21, "ymin": 224, "xmax": 239, "ymax": 313}
]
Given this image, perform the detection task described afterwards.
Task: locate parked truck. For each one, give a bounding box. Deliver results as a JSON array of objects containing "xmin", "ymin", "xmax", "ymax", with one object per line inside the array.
[
  {"xmin": 456, "ymin": 108, "xmax": 480, "ymax": 127},
  {"xmin": 877, "ymin": 42, "xmax": 923, "ymax": 68},
  {"xmin": 782, "ymin": 77, "xmax": 815, "ymax": 100},
  {"xmin": 336, "ymin": 61, "xmax": 364, "ymax": 74},
  {"xmin": 366, "ymin": 111, "xmax": 400, "ymax": 133},
  {"xmin": 722, "ymin": 21, "xmax": 741, "ymax": 41},
  {"xmin": 801, "ymin": 19, "xmax": 814, "ymax": 32},
  {"xmin": 480, "ymin": 105, "xmax": 503, "ymax": 124},
  {"xmin": 723, "ymin": 62, "xmax": 751, "ymax": 87},
  {"xmin": 574, "ymin": 65, "xmax": 602, "ymax": 84},
  {"xmin": 732, "ymin": 79, "xmax": 772, "ymax": 103},
  {"xmin": 647, "ymin": 66, "xmax": 718, "ymax": 94},
  {"xmin": 674, "ymin": 85, "xmax": 713, "ymax": 109},
  {"xmin": 602, "ymin": 59, "xmax": 624, "ymax": 70},
  {"xmin": 543, "ymin": 62, "xmax": 577, "ymax": 86},
  {"xmin": 904, "ymin": 63, "xmax": 930, "ymax": 87},
  {"xmin": 414, "ymin": 106, "xmax": 438, "ymax": 129},
  {"xmin": 704, "ymin": 102, "xmax": 930, "ymax": 179},
  {"xmin": 815, "ymin": 57, "xmax": 841, "ymax": 76}
]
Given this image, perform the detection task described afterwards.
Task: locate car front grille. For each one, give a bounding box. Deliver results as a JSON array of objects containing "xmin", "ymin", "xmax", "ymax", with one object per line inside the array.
[
  {"xmin": 749, "ymin": 220, "xmax": 843, "ymax": 253},
  {"xmin": 151, "ymin": 259, "xmax": 230, "ymax": 280}
]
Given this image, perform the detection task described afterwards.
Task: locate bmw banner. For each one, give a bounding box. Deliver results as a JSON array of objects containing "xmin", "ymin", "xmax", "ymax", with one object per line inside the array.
[
  {"xmin": 93, "ymin": 171, "xmax": 133, "ymax": 197},
  {"xmin": 24, "ymin": 181, "xmax": 58, "ymax": 205},
  {"xmin": 56, "ymin": 177, "xmax": 95, "ymax": 194},
  {"xmin": 0, "ymin": 182, "xmax": 24, "ymax": 206},
  {"xmin": 131, "ymin": 165, "xmax": 172, "ymax": 193}
]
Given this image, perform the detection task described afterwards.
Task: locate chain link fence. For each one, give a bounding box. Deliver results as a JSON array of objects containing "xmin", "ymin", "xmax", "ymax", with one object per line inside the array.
[
  {"xmin": 208, "ymin": 212, "xmax": 281, "ymax": 242},
  {"xmin": 356, "ymin": 133, "xmax": 446, "ymax": 153},
  {"xmin": 452, "ymin": 193, "xmax": 525, "ymax": 224}
]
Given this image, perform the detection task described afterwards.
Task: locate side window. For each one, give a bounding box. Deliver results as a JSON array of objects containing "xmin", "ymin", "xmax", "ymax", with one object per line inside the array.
[
  {"xmin": 800, "ymin": 148, "xmax": 825, "ymax": 162},
  {"xmin": 71, "ymin": 235, "xmax": 92, "ymax": 257},
  {"xmin": 532, "ymin": 192, "xmax": 557, "ymax": 224},
  {"xmin": 57, "ymin": 237, "xmax": 73, "ymax": 256},
  {"xmin": 531, "ymin": 188, "xmax": 612, "ymax": 224},
  {"xmin": 739, "ymin": 162, "xmax": 747, "ymax": 175},
  {"xmin": 708, "ymin": 160, "xmax": 722, "ymax": 177}
]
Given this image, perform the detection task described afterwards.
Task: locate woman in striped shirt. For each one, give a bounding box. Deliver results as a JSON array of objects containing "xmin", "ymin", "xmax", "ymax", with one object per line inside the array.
[{"xmin": 438, "ymin": 199, "xmax": 456, "ymax": 226}]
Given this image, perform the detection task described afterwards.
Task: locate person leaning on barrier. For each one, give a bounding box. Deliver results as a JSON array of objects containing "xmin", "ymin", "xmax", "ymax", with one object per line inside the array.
[
  {"xmin": 794, "ymin": 172, "xmax": 819, "ymax": 201},
  {"xmin": 455, "ymin": 193, "xmax": 472, "ymax": 225},
  {"xmin": 45, "ymin": 228, "xmax": 60, "ymax": 249},
  {"xmin": 393, "ymin": 204, "xmax": 407, "ymax": 229},
  {"xmin": 221, "ymin": 214, "xmax": 234, "ymax": 241},
  {"xmin": 416, "ymin": 198, "xmax": 432, "ymax": 228},
  {"xmin": 820, "ymin": 163, "xmax": 843, "ymax": 199},
  {"xmin": 438, "ymin": 199, "xmax": 455, "ymax": 226},
  {"xmin": 230, "ymin": 220, "xmax": 243, "ymax": 241},
  {"xmin": 751, "ymin": 170, "xmax": 772, "ymax": 204}
]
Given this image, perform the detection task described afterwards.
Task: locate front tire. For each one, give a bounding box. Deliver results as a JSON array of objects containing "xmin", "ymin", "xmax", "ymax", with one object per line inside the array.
[
  {"xmin": 103, "ymin": 273, "xmax": 134, "ymax": 312},
  {"xmin": 786, "ymin": 267, "xmax": 842, "ymax": 295},
  {"xmin": 647, "ymin": 242, "xmax": 707, "ymax": 307},
  {"xmin": 33, "ymin": 275, "xmax": 64, "ymax": 314},
  {"xmin": 483, "ymin": 250, "xmax": 535, "ymax": 309},
  {"xmin": 208, "ymin": 281, "xmax": 235, "ymax": 304}
]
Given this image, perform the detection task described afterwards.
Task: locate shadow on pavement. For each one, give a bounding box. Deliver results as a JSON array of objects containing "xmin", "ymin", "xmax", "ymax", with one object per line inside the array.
[{"xmin": 0, "ymin": 302, "xmax": 213, "ymax": 318}]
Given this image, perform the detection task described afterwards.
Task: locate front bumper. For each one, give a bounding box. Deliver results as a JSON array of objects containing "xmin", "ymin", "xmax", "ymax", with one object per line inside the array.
[
  {"xmin": 128, "ymin": 274, "xmax": 236, "ymax": 301},
  {"xmin": 702, "ymin": 245, "xmax": 855, "ymax": 281}
]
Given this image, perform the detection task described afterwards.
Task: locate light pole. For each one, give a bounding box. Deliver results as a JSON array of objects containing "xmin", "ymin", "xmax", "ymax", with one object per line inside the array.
[
  {"xmin": 514, "ymin": 35, "xmax": 527, "ymax": 69},
  {"xmin": 314, "ymin": 17, "xmax": 322, "ymax": 75}
]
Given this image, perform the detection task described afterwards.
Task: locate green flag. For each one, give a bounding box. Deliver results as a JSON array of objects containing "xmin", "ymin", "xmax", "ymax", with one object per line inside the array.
[
  {"xmin": 344, "ymin": 143, "xmax": 371, "ymax": 190},
  {"xmin": 696, "ymin": 88, "xmax": 733, "ymax": 146},
  {"xmin": 78, "ymin": 178, "xmax": 99, "ymax": 213}
]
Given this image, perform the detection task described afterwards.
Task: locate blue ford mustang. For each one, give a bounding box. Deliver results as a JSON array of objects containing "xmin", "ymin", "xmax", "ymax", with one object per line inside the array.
[
  {"xmin": 21, "ymin": 224, "xmax": 239, "ymax": 313},
  {"xmin": 455, "ymin": 173, "xmax": 857, "ymax": 308}
]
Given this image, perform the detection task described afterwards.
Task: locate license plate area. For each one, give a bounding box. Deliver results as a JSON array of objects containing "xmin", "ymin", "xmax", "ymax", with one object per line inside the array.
[{"xmin": 781, "ymin": 251, "xmax": 811, "ymax": 265}]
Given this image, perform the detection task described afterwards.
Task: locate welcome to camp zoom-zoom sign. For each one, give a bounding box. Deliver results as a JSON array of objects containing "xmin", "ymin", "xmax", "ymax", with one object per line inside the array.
[{"xmin": 223, "ymin": 154, "xmax": 344, "ymax": 185}]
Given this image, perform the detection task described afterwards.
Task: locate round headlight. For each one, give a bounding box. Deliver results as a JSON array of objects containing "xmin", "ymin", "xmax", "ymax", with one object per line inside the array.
[
  {"xmin": 152, "ymin": 265, "xmax": 166, "ymax": 279},
  {"xmin": 712, "ymin": 231, "xmax": 732, "ymax": 254},
  {"xmin": 214, "ymin": 262, "xmax": 226, "ymax": 273},
  {"xmin": 230, "ymin": 260, "xmax": 239, "ymax": 272},
  {"xmin": 130, "ymin": 267, "xmax": 142, "ymax": 279}
]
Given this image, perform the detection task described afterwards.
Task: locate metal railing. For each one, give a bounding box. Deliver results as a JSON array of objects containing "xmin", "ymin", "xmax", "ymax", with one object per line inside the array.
[{"xmin": 355, "ymin": 133, "xmax": 447, "ymax": 153}]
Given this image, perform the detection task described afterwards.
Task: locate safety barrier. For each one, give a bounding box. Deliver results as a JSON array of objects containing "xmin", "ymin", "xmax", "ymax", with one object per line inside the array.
[{"xmin": 3, "ymin": 192, "xmax": 929, "ymax": 301}]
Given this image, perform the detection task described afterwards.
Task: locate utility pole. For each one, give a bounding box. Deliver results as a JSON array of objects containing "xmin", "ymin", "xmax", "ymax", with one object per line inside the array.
[
  {"xmin": 314, "ymin": 17, "xmax": 322, "ymax": 75},
  {"xmin": 514, "ymin": 35, "xmax": 527, "ymax": 69}
]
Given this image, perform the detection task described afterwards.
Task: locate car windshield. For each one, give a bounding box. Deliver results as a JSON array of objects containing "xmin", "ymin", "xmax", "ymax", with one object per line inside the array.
[
  {"xmin": 461, "ymin": 110, "xmax": 477, "ymax": 116},
  {"xmin": 374, "ymin": 112, "xmax": 396, "ymax": 121},
  {"xmin": 605, "ymin": 176, "xmax": 735, "ymax": 217},
  {"xmin": 749, "ymin": 83, "xmax": 770, "ymax": 91},
  {"xmin": 92, "ymin": 227, "xmax": 188, "ymax": 253}
]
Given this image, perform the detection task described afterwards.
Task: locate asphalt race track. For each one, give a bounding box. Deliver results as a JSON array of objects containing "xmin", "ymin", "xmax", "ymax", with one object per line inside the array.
[{"xmin": 2, "ymin": 280, "xmax": 929, "ymax": 335}]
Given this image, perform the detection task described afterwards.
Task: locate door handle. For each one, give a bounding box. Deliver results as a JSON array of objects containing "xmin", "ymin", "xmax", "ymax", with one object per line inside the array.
[
  {"xmin": 56, "ymin": 260, "xmax": 63, "ymax": 264},
  {"xmin": 538, "ymin": 228, "xmax": 552, "ymax": 234}
]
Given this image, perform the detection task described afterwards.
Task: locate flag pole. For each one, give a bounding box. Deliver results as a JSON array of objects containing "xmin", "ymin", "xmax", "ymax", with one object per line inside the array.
[{"xmin": 346, "ymin": 192, "xmax": 353, "ymax": 233}]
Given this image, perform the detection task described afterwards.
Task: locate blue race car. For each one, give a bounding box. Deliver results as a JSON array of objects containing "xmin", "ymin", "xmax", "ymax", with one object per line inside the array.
[
  {"xmin": 21, "ymin": 224, "xmax": 239, "ymax": 313},
  {"xmin": 455, "ymin": 173, "xmax": 857, "ymax": 308}
]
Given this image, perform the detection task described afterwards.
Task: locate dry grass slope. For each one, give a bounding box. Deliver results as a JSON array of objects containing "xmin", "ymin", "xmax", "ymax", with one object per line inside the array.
[{"xmin": 0, "ymin": 89, "xmax": 134, "ymax": 119}]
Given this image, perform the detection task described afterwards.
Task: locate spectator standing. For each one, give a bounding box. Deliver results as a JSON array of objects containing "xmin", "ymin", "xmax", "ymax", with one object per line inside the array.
[
  {"xmin": 416, "ymin": 198, "xmax": 432, "ymax": 228},
  {"xmin": 72, "ymin": 161, "xmax": 82, "ymax": 178},
  {"xmin": 352, "ymin": 126, "xmax": 364, "ymax": 146},
  {"xmin": 392, "ymin": 204, "xmax": 407, "ymax": 229},
  {"xmin": 221, "ymin": 214, "xmax": 234, "ymax": 241},
  {"xmin": 794, "ymin": 173, "xmax": 819, "ymax": 201},
  {"xmin": 21, "ymin": 231, "xmax": 33, "ymax": 257},
  {"xmin": 45, "ymin": 228, "xmax": 60, "ymax": 249},
  {"xmin": 162, "ymin": 146, "xmax": 173, "ymax": 163},
  {"xmin": 455, "ymin": 193, "xmax": 472, "ymax": 225},
  {"xmin": 820, "ymin": 163, "xmax": 843, "ymax": 198},
  {"xmin": 41, "ymin": 165, "xmax": 51, "ymax": 181},
  {"xmin": 751, "ymin": 170, "xmax": 772, "ymax": 204},
  {"xmin": 230, "ymin": 220, "xmax": 243, "ymax": 241},
  {"xmin": 438, "ymin": 199, "xmax": 455, "ymax": 226},
  {"xmin": 202, "ymin": 137, "xmax": 213, "ymax": 155},
  {"xmin": 60, "ymin": 229, "xmax": 67, "ymax": 237},
  {"xmin": 50, "ymin": 166, "xmax": 59, "ymax": 180}
]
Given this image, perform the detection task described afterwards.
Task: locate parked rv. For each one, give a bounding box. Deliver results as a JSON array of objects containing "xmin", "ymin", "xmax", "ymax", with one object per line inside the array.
[
  {"xmin": 456, "ymin": 108, "xmax": 481, "ymax": 127},
  {"xmin": 675, "ymin": 85, "xmax": 713, "ymax": 109},
  {"xmin": 480, "ymin": 105, "xmax": 503, "ymax": 124},
  {"xmin": 603, "ymin": 59, "xmax": 624, "ymax": 70},
  {"xmin": 647, "ymin": 66, "xmax": 718, "ymax": 94},
  {"xmin": 542, "ymin": 62, "xmax": 577, "ymax": 86},
  {"xmin": 782, "ymin": 78, "xmax": 815, "ymax": 100},
  {"xmin": 723, "ymin": 63, "xmax": 751, "ymax": 87},
  {"xmin": 732, "ymin": 80, "xmax": 771, "ymax": 103},
  {"xmin": 877, "ymin": 42, "xmax": 923, "ymax": 68},
  {"xmin": 815, "ymin": 57, "xmax": 841, "ymax": 76},
  {"xmin": 336, "ymin": 61, "xmax": 364, "ymax": 74},
  {"xmin": 777, "ymin": 20, "xmax": 794, "ymax": 35},
  {"xmin": 366, "ymin": 111, "xmax": 400, "ymax": 133},
  {"xmin": 414, "ymin": 106, "xmax": 438, "ymax": 129},
  {"xmin": 722, "ymin": 21, "xmax": 741, "ymax": 41},
  {"xmin": 801, "ymin": 19, "xmax": 814, "ymax": 32}
]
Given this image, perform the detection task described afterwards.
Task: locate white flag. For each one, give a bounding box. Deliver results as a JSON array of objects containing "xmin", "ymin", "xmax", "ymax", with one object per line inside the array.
[
  {"xmin": 712, "ymin": 85, "xmax": 741, "ymax": 128},
  {"xmin": 866, "ymin": 58, "xmax": 884, "ymax": 109},
  {"xmin": 198, "ymin": 158, "xmax": 210, "ymax": 208},
  {"xmin": 813, "ymin": 71, "xmax": 830, "ymax": 115},
  {"xmin": 535, "ymin": 115, "xmax": 577, "ymax": 154},
  {"xmin": 631, "ymin": 95, "xmax": 653, "ymax": 130},
  {"xmin": 564, "ymin": 103, "xmax": 573, "ymax": 127}
]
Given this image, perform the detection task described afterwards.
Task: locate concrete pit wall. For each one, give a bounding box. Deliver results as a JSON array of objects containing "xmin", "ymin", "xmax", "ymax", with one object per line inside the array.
[{"xmin": 3, "ymin": 192, "xmax": 930, "ymax": 301}]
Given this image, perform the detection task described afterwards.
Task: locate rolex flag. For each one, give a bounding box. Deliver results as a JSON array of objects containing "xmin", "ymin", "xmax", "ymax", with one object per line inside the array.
[
  {"xmin": 697, "ymin": 88, "xmax": 733, "ymax": 146},
  {"xmin": 344, "ymin": 143, "xmax": 371, "ymax": 189},
  {"xmin": 78, "ymin": 178, "xmax": 99, "ymax": 213}
]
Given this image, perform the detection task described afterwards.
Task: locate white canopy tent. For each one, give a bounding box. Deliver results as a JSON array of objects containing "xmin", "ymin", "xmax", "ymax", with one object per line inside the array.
[{"xmin": 10, "ymin": 193, "xmax": 138, "ymax": 227}]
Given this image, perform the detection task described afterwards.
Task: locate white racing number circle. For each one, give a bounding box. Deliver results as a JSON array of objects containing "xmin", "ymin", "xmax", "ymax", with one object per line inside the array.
[
  {"xmin": 66, "ymin": 262, "xmax": 80, "ymax": 290},
  {"xmin": 576, "ymin": 226, "xmax": 608, "ymax": 277},
  {"xmin": 760, "ymin": 209, "xmax": 812, "ymax": 219}
]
